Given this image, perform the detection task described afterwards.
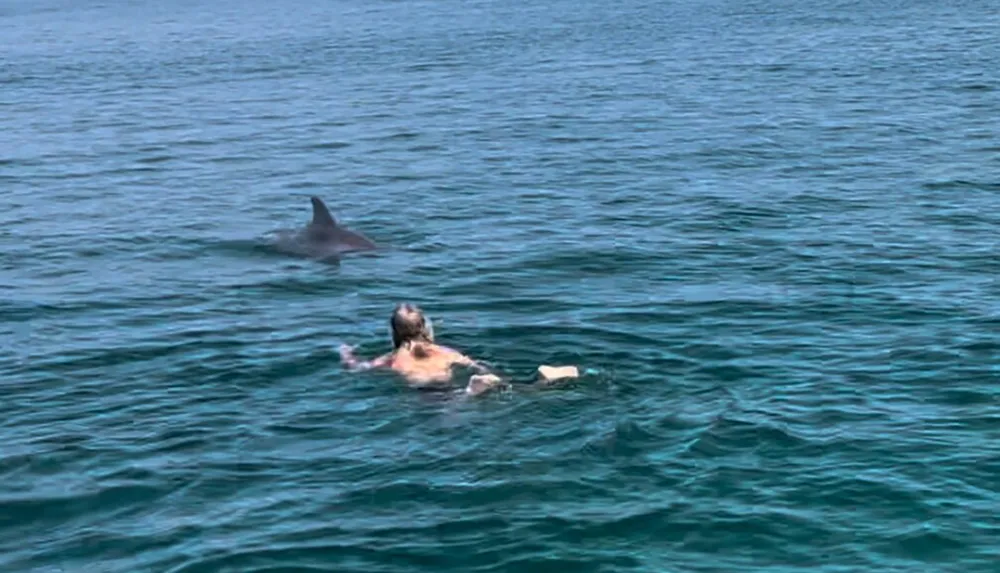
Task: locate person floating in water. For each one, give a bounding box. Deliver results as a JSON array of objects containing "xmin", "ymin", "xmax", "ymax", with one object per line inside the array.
[
  {"xmin": 339, "ymin": 303, "xmax": 505, "ymax": 395},
  {"xmin": 339, "ymin": 303, "xmax": 589, "ymax": 395}
]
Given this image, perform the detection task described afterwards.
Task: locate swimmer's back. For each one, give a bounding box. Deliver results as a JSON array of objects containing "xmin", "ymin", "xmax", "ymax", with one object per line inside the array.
[{"xmin": 390, "ymin": 343, "xmax": 472, "ymax": 386}]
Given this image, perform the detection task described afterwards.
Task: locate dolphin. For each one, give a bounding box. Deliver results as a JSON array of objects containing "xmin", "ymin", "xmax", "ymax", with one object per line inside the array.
[{"xmin": 269, "ymin": 196, "xmax": 377, "ymax": 261}]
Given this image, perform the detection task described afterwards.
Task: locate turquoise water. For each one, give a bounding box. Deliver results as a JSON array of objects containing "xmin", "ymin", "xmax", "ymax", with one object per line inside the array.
[{"xmin": 2, "ymin": 0, "xmax": 999, "ymax": 571}]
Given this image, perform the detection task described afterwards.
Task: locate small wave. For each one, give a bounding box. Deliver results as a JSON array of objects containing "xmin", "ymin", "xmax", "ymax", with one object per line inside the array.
[
  {"xmin": 304, "ymin": 141, "xmax": 351, "ymax": 150},
  {"xmin": 921, "ymin": 179, "xmax": 1000, "ymax": 191},
  {"xmin": 135, "ymin": 154, "xmax": 175, "ymax": 164},
  {"xmin": 680, "ymin": 414, "xmax": 816, "ymax": 459},
  {"xmin": 957, "ymin": 83, "xmax": 994, "ymax": 92},
  {"xmin": 0, "ymin": 483, "xmax": 169, "ymax": 530}
]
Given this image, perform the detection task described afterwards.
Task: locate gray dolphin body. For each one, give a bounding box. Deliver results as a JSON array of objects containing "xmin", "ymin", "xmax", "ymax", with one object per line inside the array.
[{"xmin": 270, "ymin": 196, "xmax": 377, "ymax": 261}]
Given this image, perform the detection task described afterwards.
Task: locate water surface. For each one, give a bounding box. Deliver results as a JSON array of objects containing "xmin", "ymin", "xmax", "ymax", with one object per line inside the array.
[{"xmin": 2, "ymin": 0, "xmax": 999, "ymax": 571}]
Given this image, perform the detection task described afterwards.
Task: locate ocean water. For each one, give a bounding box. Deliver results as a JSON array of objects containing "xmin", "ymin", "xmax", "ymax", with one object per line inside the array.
[{"xmin": 2, "ymin": 0, "xmax": 999, "ymax": 571}]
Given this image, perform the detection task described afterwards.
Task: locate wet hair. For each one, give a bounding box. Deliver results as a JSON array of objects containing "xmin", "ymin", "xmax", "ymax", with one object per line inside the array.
[{"xmin": 390, "ymin": 303, "xmax": 434, "ymax": 358}]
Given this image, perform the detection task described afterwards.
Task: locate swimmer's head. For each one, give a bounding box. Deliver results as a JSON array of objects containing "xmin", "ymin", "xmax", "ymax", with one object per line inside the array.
[{"xmin": 390, "ymin": 303, "xmax": 434, "ymax": 349}]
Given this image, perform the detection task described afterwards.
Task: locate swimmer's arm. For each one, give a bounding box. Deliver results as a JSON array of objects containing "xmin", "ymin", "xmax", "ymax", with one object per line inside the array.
[
  {"xmin": 339, "ymin": 345, "xmax": 392, "ymax": 371},
  {"xmin": 453, "ymin": 352, "xmax": 495, "ymax": 375}
]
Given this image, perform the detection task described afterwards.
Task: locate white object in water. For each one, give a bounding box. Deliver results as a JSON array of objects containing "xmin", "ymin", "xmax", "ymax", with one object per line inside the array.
[{"xmin": 536, "ymin": 365, "xmax": 580, "ymax": 383}]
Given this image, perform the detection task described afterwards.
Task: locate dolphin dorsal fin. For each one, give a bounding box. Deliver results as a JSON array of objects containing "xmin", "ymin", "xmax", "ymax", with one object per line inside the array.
[{"xmin": 310, "ymin": 196, "xmax": 337, "ymax": 227}]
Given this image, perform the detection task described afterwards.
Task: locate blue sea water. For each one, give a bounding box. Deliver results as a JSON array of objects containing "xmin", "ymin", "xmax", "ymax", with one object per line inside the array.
[{"xmin": 2, "ymin": 0, "xmax": 999, "ymax": 571}]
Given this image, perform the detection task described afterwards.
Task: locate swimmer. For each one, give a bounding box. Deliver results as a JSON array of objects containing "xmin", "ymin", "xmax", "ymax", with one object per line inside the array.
[{"xmin": 339, "ymin": 303, "xmax": 503, "ymax": 395}]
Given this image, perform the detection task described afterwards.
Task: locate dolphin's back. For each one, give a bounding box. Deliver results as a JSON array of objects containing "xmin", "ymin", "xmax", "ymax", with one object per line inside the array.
[{"xmin": 271, "ymin": 195, "xmax": 377, "ymax": 258}]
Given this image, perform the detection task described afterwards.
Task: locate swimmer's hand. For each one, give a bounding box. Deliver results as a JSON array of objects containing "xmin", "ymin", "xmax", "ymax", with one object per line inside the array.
[
  {"xmin": 466, "ymin": 374, "xmax": 504, "ymax": 396},
  {"xmin": 339, "ymin": 344, "xmax": 367, "ymax": 370},
  {"xmin": 338, "ymin": 344, "xmax": 356, "ymax": 364}
]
